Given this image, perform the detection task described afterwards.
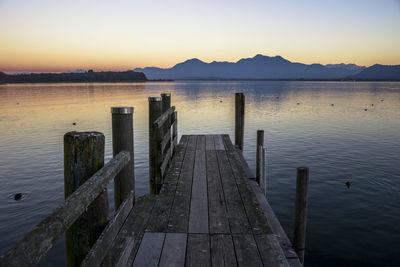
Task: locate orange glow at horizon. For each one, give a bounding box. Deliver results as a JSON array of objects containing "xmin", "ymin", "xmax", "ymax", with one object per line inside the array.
[{"xmin": 1, "ymin": 0, "xmax": 399, "ymax": 73}]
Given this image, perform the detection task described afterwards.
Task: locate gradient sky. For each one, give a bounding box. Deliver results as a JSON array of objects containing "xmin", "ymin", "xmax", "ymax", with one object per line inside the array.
[{"xmin": 1, "ymin": 0, "xmax": 399, "ymax": 73}]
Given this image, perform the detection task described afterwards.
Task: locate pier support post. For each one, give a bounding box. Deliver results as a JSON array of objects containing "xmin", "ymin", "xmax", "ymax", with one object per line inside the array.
[
  {"xmin": 64, "ymin": 131, "xmax": 109, "ymax": 267},
  {"xmin": 293, "ymin": 167, "xmax": 310, "ymax": 265},
  {"xmin": 149, "ymin": 97, "xmax": 163, "ymax": 194},
  {"xmin": 257, "ymin": 146, "xmax": 266, "ymax": 196},
  {"xmin": 111, "ymin": 107, "xmax": 135, "ymax": 209},
  {"xmin": 235, "ymin": 93, "xmax": 245, "ymax": 151},
  {"xmin": 256, "ymin": 130, "xmax": 264, "ymax": 185},
  {"xmin": 161, "ymin": 93, "xmax": 171, "ymax": 113}
]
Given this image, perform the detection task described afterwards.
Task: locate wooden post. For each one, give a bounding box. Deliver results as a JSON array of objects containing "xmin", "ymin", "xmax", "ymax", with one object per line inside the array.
[
  {"xmin": 257, "ymin": 146, "xmax": 266, "ymax": 196},
  {"xmin": 235, "ymin": 93, "xmax": 245, "ymax": 151},
  {"xmin": 293, "ymin": 167, "xmax": 310, "ymax": 265},
  {"xmin": 161, "ymin": 93, "xmax": 171, "ymax": 113},
  {"xmin": 256, "ymin": 130, "xmax": 264, "ymax": 184},
  {"xmin": 149, "ymin": 97, "xmax": 163, "ymax": 194},
  {"xmin": 64, "ymin": 131, "xmax": 109, "ymax": 267},
  {"xmin": 111, "ymin": 107, "xmax": 135, "ymax": 209}
]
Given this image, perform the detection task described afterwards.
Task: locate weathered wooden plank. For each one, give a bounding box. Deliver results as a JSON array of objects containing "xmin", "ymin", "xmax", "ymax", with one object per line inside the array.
[
  {"xmin": 206, "ymin": 150, "xmax": 230, "ymax": 234},
  {"xmin": 196, "ymin": 135, "xmax": 206, "ymax": 150},
  {"xmin": 216, "ymin": 150, "xmax": 251, "ymax": 234},
  {"xmin": 168, "ymin": 136, "xmax": 197, "ymax": 233},
  {"xmin": 255, "ymin": 234, "xmax": 290, "ymax": 267},
  {"xmin": 233, "ymin": 234, "xmax": 263, "ymax": 267},
  {"xmin": 221, "ymin": 135, "xmax": 254, "ymax": 179},
  {"xmin": 205, "ymin": 135, "xmax": 214, "ymax": 151},
  {"xmin": 160, "ymin": 128, "xmax": 171, "ymax": 153},
  {"xmin": 154, "ymin": 106, "xmax": 175, "ymax": 128},
  {"xmin": 81, "ymin": 191, "xmax": 134, "ymax": 267},
  {"xmin": 160, "ymin": 145, "xmax": 172, "ymax": 178},
  {"xmin": 247, "ymin": 179, "xmax": 301, "ymax": 265},
  {"xmin": 159, "ymin": 233, "xmax": 187, "ymax": 267},
  {"xmin": 186, "ymin": 234, "xmax": 210, "ymax": 267},
  {"xmin": 132, "ymin": 233, "xmax": 165, "ymax": 267},
  {"xmin": 214, "ymin": 135, "xmax": 225, "ymax": 150},
  {"xmin": 225, "ymin": 147, "xmax": 271, "ymax": 235},
  {"xmin": 0, "ymin": 151, "xmax": 130, "ymax": 267},
  {"xmin": 107, "ymin": 194, "xmax": 157, "ymax": 267},
  {"xmin": 210, "ymin": 234, "xmax": 237, "ymax": 266},
  {"xmin": 189, "ymin": 148, "xmax": 208, "ymax": 233},
  {"xmin": 146, "ymin": 139, "xmax": 189, "ymax": 233}
]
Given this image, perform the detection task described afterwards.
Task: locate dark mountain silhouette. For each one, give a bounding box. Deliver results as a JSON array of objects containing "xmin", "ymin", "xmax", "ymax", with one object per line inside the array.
[
  {"xmin": 0, "ymin": 70, "xmax": 147, "ymax": 83},
  {"xmin": 347, "ymin": 64, "xmax": 400, "ymax": 80},
  {"xmin": 134, "ymin": 54, "xmax": 366, "ymax": 80}
]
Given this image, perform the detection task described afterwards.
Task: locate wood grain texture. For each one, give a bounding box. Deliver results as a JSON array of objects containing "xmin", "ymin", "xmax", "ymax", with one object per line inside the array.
[
  {"xmin": 159, "ymin": 233, "xmax": 187, "ymax": 267},
  {"xmin": 186, "ymin": 234, "xmax": 210, "ymax": 267},
  {"xmin": 132, "ymin": 233, "xmax": 165, "ymax": 267}
]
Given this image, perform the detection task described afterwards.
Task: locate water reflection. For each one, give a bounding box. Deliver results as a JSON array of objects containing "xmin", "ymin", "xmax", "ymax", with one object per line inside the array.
[{"xmin": 0, "ymin": 81, "xmax": 399, "ymax": 266}]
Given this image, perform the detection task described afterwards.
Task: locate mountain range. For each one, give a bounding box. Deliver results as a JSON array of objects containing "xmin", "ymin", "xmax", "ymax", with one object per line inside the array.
[{"xmin": 135, "ymin": 54, "xmax": 400, "ymax": 80}]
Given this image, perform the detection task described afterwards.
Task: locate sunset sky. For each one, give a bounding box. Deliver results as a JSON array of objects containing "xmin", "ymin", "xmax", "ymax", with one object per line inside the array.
[{"xmin": 1, "ymin": 0, "xmax": 399, "ymax": 73}]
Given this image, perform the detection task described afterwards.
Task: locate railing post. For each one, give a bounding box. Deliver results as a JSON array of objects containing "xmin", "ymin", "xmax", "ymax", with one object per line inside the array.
[
  {"xmin": 293, "ymin": 167, "xmax": 310, "ymax": 265},
  {"xmin": 256, "ymin": 130, "xmax": 264, "ymax": 185},
  {"xmin": 235, "ymin": 92, "xmax": 245, "ymax": 151},
  {"xmin": 64, "ymin": 131, "xmax": 109, "ymax": 267},
  {"xmin": 161, "ymin": 93, "xmax": 171, "ymax": 113},
  {"xmin": 149, "ymin": 97, "xmax": 163, "ymax": 194},
  {"xmin": 111, "ymin": 107, "xmax": 135, "ymax": 209}
]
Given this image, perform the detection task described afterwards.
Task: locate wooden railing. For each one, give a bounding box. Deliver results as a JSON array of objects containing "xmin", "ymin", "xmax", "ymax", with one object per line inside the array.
[
  {"xmin": 149, "ymin": 93, "xmax": 178, "ymax": 194},
  {"xmin": 0, "ymin": 106, "xmax": 136, "ymax": 267},
  {"xmin": 0, "ymin": 151, "xmax": 131, "ymax": 267}
]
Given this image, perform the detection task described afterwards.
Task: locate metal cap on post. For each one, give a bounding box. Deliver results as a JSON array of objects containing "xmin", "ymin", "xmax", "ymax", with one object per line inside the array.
[
  {"xmin": 235, "ymin": 93, "xmax": 245, "ymax": 151},
  {"xmin": 293, "ymin": 167, "xmax": 310, "ymax": 265},
  {"xmin": 111, "ymin": 107, "xmax": 134, "ymax": 209},
  {"xmin": 149, "ymin": 97, "xmax": 163, "ymax": 194}
]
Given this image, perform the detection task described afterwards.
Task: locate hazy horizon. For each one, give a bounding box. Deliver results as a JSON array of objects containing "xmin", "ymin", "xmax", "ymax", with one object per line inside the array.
[{"xmin": 1, "ymin": 0, "xmax": 400, "ymax": 73}]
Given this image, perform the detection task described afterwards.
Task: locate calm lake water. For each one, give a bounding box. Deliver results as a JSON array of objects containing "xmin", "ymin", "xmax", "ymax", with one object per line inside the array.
[{"xmin": 0, "ymin": 81, "xmax": 399, "ymax": 266}]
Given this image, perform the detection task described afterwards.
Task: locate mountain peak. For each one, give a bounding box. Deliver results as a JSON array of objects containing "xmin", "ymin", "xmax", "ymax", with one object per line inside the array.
[{"xmin": 182, "ymin": 58, "xmax": 205, "ymax": 64}]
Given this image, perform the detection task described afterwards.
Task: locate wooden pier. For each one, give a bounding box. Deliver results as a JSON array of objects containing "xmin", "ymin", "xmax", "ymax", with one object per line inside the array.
[{"xmin": 0, "ymin": 93, "xmax": 308, "ymax": 267}]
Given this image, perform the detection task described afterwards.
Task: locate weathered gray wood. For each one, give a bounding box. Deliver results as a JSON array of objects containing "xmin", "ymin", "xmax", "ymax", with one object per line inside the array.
[
  {"xmin": 149, "ymin": 97, "xmax": 163, "ymax": 194},
  {"xmin": 256, "ymin": 130, "xmax": 264, "ymax": 184},
  {"xmin": 168, "ymin": 136, "xmax": 197, "ymax": 233},
  {"xmin": 154, "ymin": 106, "xmax": 175, "ymax": 129},
  {"xmin": 81, "ymin": 191, "xmax": 134, "ymax": 267},
  {"xmin": 206, "ymin": 149, "xmax": 230, "ymax": 234},
  {"xmin": 214, "ymin": 134, "xmax": 225, "ymax": 150},
  {"xmin": 112, "ymin": 107, "xmax": 135, "ymax": 209},
  {"xmin": 0, "ymin": 151, "xmax": 129, "ymax": 267},
  {"xmin": 205, "ymin": 135, "xmax": 214, "ymax": 151},
  {"xmin": 161, "ymin": 93, "xmax": 171, "ymax": 113},
  {"xmin": 293, "ymin": 167, "xmax": 309, "ymax": 265},
  {"xmin": 247, "ymin": 178, "xmax": 300, "ymax": 265},
  {"xmin": 210, "ymin": 234, "xmax": 237, "ymax": 266},
  {"xmin": 221, "ymin": 134, "xmax": 254, "ymax": 179},
  {"xmin": 173, "ymin": 111, "xmax": 178, "ymax": 139},
  {"xmin": 255, "ymin": 234, "xmax": 290, "ymax": 267},
  {"xmin": 107, "ymin": 194, "xmax": 156, "ymax": 267},
  {"xmin": 258, "ymin": 146, "xmax": 266, "ymax": 196},
  {"xmin": 159, "ymin": 233, "xmax": 187, "ymax": 267},
  {"xmin": 235, "ymin": 93, "xmax": 245, "ymax": 151},
  {"xmin": 161, "ymin": 128, "xmax": 171, "ymax": 153},
  {"xmin": 64, "ymin": 132, "xmax": 109, "ymax": 267},
  {"xmin": 160, "ymin": 145, "xmax": 172, "ymax": 178},
  {"xmin": 186, "ymin": 234, "xmax": 210, "ymax": 267},
  {"xmin": 233, "ymin": 234, "xmax": 263, "ymax": 267},
  {"xmin": 146, "ymin": 138, "xmax": 189, "ymax": 233},
  {"xmin": 189, "ymin": 147, "xmax": 208, "ymax": 233},
  {"xmin": 132, "ymin": 233, "xmax": 165, "ymax": 267},
  {"xmin": 225, "ymin": 146, "xmax": 271, "ymax": 235},
  {"xmin": 216, "ymin": 150, "xmax": 251, "ymax": 234}
]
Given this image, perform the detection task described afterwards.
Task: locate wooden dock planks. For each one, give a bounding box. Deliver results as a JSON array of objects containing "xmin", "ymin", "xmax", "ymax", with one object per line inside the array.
[{"xmin": 108, "ymin": 134, "xmax": 299, "ymax": 267}]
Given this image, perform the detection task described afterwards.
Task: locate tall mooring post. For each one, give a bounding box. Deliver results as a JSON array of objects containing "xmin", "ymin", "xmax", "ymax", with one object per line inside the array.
[
  {"xmin": 235, "ymin": 92, "xmax": 245, "ymax": 151},
  {"xmin": 293, "ymin": 167, "xmax": 310, "ymax": 264},
  {"xmin": 111, "ymin": 107, "xmax": 135, "ymax": 209},
  {"xmin": 149, "ymin": 97, "xmax": 163, "ymax": 194},
  {"xmin": 64, "ymin": 131, "xmax": 109, "ymax": 267},
  {"xmin": 256, "ymin": 130, "xmax": 264, "ymax": 185}
]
